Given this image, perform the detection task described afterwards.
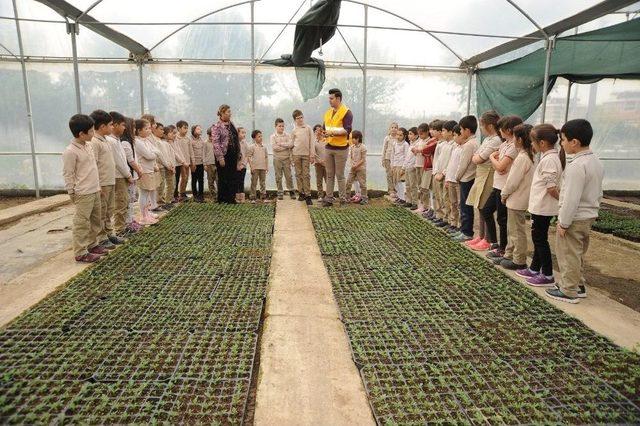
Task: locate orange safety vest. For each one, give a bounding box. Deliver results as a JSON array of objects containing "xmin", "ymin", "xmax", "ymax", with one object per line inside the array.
[{"xmin": 323, "ymin": 104, "xmax": 350, "ymax": 148}]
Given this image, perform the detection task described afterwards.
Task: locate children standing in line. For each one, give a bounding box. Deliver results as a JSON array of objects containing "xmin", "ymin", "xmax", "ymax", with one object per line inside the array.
[
  {"xmin": 313, "ymin": 124, "xmax": 327, "ymax": 202},
  {"xmin": 420, "ymin": 124, "xmax": 438, "ymax": 218},
  {"xmin": 248, "ymin": 130, "xmax": 269, "ymax": 202},
  {"xmin": 120, "ymin": 118, "xmax": 144, "ymax": 233},
  {"xmin": 345, "ymin": 130, "xmax": 368, "ymax": 205},
  {"xmin": 89, "ymin": 109, "xmax": 121, "ymax": 249},
  {"xmin": 174, "ymin": 120, "xmax": 191, "ymax": 201},
  {"xmin": 444, "ymin": 124, "xmax": 463, "ymax": 233},
  {"xmin": 466, "ymin": 111, "xmax": 502, "ymax": 251},
  {"xmin": 382, "ymin": 122, "xmax": 399, "ymax": 197},
  {"xmin": 63, "ymin": 114, "xmax": 106, "ymax": 262},
  {"xmin": 452, "ymin": 115, "xmax": 479, "ymax": 242},
  {"xmin": 499, "ymin": 124, "xmax": 535, "ymax": 270},
  {"xmin": 391, "ymin": 127, "xmax": 410, "ymax": 204},
  {"xmin": 236, "ymin": 127, "xmax": 249, "ymax": 203},
  {"xmin": 291, "ymin": 110, "xmax": 315, "ymax": 205},
  {"xmin": 202, "ymin": 125, "xmax": 217, "ymax": 201},
  {"xmin": 433, "ymin": 121, "xmax": 456, "ymax": 227},
  {"xmin": 484, "ymin": 115, "xmax": 523, "ymax": 263},
  {"xmin": 546, "ymin": 119, "xmax": 603, "ymax": 304},
  {"xmin": 271, "ymin": 118, "xmax": 295, "ymax": 200},
  {"xmin": 404, "ymin": 127, "xmax": 419, "ymax": 210},
  {"xmin": 189, "ymin": 124, "xmax": 205, "ymax": 203},
  {"xmin": 107, "ymin": 111, "xmax": 133, "ymax": 237},
  {"xmin": 516, "ymin": 124, "xmax": 564, "ymax": 287},
  {"xmin": 133, "ymin": 119, "xmax": 159, "ymax": 225}
]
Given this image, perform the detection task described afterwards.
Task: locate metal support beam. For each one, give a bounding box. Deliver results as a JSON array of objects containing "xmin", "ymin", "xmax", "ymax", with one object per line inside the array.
[
  {"xmin": 466, "ymin": 68, "xmax": 473, "ymax": 115},
  {"xmin": 251, "ymin": 1, "xmax": 255, "ymax": 130},
  {"xmin": 67, "ymin": 22, "xmax": 81, "ymax": 114},
  {"xmin": 564, "ymin": 80, "xmax": 573, "ymax": 123},
  {"xmin": 12, "ymin": 0, "xmax": 40, "ymax": 198},
  {"xmin": 138, "ymin": 61, "xmax": 144, "ymax": 116},
  {"xmin": 362, "ymin": 5, "xmax": 368, "ymax": 139},
  {"xmin": 540, "ymin": 38, "xmax": 554, "ymax": 123}
]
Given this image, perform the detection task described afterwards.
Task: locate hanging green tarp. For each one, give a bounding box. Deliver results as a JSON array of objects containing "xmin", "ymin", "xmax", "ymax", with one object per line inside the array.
[
  {"xmin": 261, "ymin": 0, "xmax": 341, "ymax": 101},
  {"xmin": 476, "ymin": 18, "xmax": 640, "ymax": 120}
]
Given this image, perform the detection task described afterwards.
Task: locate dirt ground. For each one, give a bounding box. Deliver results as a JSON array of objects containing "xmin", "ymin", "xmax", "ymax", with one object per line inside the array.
[
  {"xmin": 0, "ymin": 196, "xmax": 37, "ymax": 210},
  {"xmin": 605, "ymin": 195, "xmax": 640, "ymax": 206}
]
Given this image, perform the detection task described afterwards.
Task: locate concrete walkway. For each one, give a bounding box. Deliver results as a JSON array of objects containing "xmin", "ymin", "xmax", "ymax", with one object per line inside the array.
[
  {"xmin": 0, "ymin": 194, "xmax": 70, "ymax": 227},
  {"xmin": 255, "ymin": 200, "xmax": 374, "ymax": 426}
]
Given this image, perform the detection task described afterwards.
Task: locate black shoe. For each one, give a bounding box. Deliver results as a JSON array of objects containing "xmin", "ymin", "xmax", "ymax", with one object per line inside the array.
[
  {"xmin": 163, "ymin": 203, "xmax": 175, "ymax": 210},
  {"xmin": 277, "ymin": 193, "xmax": 284, "ymax": 200},
  {"xmin": 100, "ymin": 239, "xmax": 116, "ymax": 250},
  {"xmin": 108, "ymin": 235, "xmax": 126, "ymax": 245},
  {"xmin": 577, "ymin": 285, "xmax": 587, "ymax": 298},
  {"xmin": 486, "ymin": 249, "xmax": 504, "ymax": 259},
  {"xmin": 151, "ymin": 206, "xmax": 165, "ymax": 212},
  {"xmin": 322, "ymin": 200, "xmax": 333, "ymax": 208},
  {"xmin": 500, "ymin": 259, "xmax": 527, "ymax": 270},
  {"xmin": 305, "ymin": 196, "xmax": 313, "ymax": 206},
  {"xmin": 290, "ymin": 191, "xmax": 297, "ymax": 200},
  {"xmin": 409, "ymin": 204, "xmax": 418, "ymax": 210},
  {"xmin": 298, "ymin": 194, "xmax": 306, "ymax": 201},
  {"xmin": 433, "ymin": 219, "xmax": 445, "ymax": 227},
  {"xmin": 436, "ymin": 221, "xmax": 449, "ymax": 228}
]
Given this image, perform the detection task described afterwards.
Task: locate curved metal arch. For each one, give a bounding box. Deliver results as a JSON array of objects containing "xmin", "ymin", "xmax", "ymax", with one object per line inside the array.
[
  {"xmin": 77, "ymin": 0, "xmax": 105, "ymax": 22},
  {"xmin": 0, "ymin": 41, "xmax": 19, "ymax": 59},
  {"xmin": 149, "ymin": 0, "xmax": 259, "ymax": 52},
  {"xmin": 504, "ymin": 0, "xmax": 549, "ymax": 39},
  {"xmin": 344, "ymin": 0, "xmax": 468, "ymax": 66}
]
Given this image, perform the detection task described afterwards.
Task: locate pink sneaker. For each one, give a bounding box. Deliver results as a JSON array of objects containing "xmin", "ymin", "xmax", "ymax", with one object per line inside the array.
[
  {"xmin": 351, "ymin": 195, "xmax": 362, "ymax": 203},
  {"xmin": 465, "ymin": 237, "xmax": 482, "ymax": 247},
  {"xmin": 416, "ymin": 207, "xmax": 425, "ymax": 213},
  {"xmin": 469, "ymin": 239, "xmax": 491, "ymax": 251},
  {"xmin": 148, "ymin": 212, "xmax": 158, "ymax": 219}
]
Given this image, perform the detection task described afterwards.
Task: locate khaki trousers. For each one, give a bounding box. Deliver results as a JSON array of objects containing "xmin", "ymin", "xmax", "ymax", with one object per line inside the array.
[
  {"xmin": 383, "ymin": 158, "xmax": 393, "ymax": 193},
  {"xmin": 433, "ymin": 176, "xmax": 446, "ymax": 219},
  {"xmin": 250, "ymin": 169, "xmax": 267, "ymax": 199},
  {"xmin": 72, "ymin": 192, "xmax": 102, "ymax": 257},
  {"xmin": 346, "ymin": 168, "xmax": 367, "ymax": 198},
  {"xmin": 391, "ymin": 166, "xmax": 404, "ymax": 189},
  {"xmin": 324, "ymin": 148, "xmax": 348, "ymax": 202},
  {"xmin": 405, "ymin": 167, "xmax": 419, "ymax": 205},
  {"xmin": 273, "ymin": 156, "xmax": 294, "ymax": 194},
  {"xmin": 179, "ymin": 165, "xmax": 189, "ymax": 194},
  {"xmin": 505, "ymin": 208, "xmax": 527, "ymax": 265},
  {"xmin": 114, "ymin": 177, "xmax": 129, "ymax": 233},
  {"xmin": 556, "ymin": 218, "xmax": 595, "ymax": 297},
  {"xmin": 315, "ymin": 164, "xmax": 326, "ymax": 198},
  {"xmin": 165, "ymin": 170, "xmax": 176, "ymax": 205},
  {"xmin": 447, "ymin": 182, "xmax": 460, "ymax": 228},
  {"xmin": 156, "ymin": 168, "xmax": 168, "ymax": 205},
  {"xmin": 98, "ymin": 185, "xmax": 115, "ymax": 242},
  {"xmin": 293, "ymin": 155, "xmax": 311, "ymax": 195},
  {"xmin": 205, "ymin": 164, "xmax": 217, "ymax": 198}
]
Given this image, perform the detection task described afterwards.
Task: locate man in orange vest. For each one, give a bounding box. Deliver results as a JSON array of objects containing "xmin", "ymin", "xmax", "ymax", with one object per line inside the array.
[{"xmin": 322, "ymin": 88, "xmax": 353, "ymax": 207}]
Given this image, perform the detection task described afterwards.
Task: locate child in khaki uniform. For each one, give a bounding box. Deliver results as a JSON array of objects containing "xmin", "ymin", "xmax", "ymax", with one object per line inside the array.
[
  {"xmin": 345, "ymin": 130, "xmax": 368, "ymax": 205},
  {"xmin": 249, "ymin": 130, "xmax": 269, "ymax": 202},
  {"xmin": 63, "ymin": 114, "xmax": 107, "ymax": 263},
  {"xmin": 163, "ymin": 125, "xmax": 188, "ymax": 207},
  {"xmin": 271, "ymin": 118, "xmax": 295, "ymax": 200},
  {"xmin": 203, "ymin": 125, "xmax": 217, "ymax": 201},
  {"xmin": 291, "ymin": 110, "xmax": 315, "ymax": 205},
  {"xmin": 151, "ymin": 122, "xmax": 174, "ymax": 209},
  {"xmin": 452, "ymin": 115, "xmax": 479, "ymax": 242},
  {"xmin": 433, "ymin": 121, "xmax": 456, "ymax": 227},
  {"xmin": 313, "ymin": 125, "xmax": 327, "ymax": 201},
  {"xmin": 107, "ymin": 111, "xmax": 133, "ymax": 237},
  {"xmin": 444, "ymin": 125, "xmax": 463, "ymax": 232},
  {"xmin": 236, "ymin": 127, "xmax": 249, "ymax": 203},
  {"xmin": 89, "ymin": 110, "xmax": 121, "ymax": 250},
  {"xmin": 546, "ymin": 119, "xmax": 603, "ymax": 304},
  {"xmin": 174, "ymin": 120, "xmax": 191, "ymax": 201},
  {"xmin": 412, "ymin": 123, "xmax": 428, "ymax": 213},
  {"xmin": 499, "ymin": 124, "xmax": 534, "ymax": 271},
  {"xmin": 189, "ymin": 125, "xmax": 205, "ymax": 203}
]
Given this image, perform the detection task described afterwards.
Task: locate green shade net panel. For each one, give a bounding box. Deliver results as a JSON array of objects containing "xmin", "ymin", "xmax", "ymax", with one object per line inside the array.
[{"xmin": 476, "ymin": 18, "xmax": 640, "ymax": 120}]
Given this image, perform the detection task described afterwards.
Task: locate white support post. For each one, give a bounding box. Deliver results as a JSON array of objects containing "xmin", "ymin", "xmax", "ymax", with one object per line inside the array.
[
  {"xmin": 466, "ymin": 67, "xmax": 473, "ymax": 115},
  {"xmin": 564, "ymin": 80, "xmax": 572, "ymax": 123},
  {"xmin": 68, "ymin": 22, "xmax": 82, "ymax": 114},
  {"xmin": 138, "ymin": 60, "xmax": 144, "ymax": 115},
  {"xmin": 12, "ymin": 0, "xmax": 40, "ymax": 198},
  {"xmin": 362, "ymin": 5, "xmax": 368, "ymax": 137},
  {"xmin": 251, "ymin": 1, "xmax": 256, "ymax": 130},
  {"xmin": 540, "ymin": 37, "xmax": 554, "ymax": 123}
]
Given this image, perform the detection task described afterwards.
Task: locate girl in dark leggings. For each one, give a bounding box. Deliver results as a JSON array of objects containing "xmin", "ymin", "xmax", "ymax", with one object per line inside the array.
[
  {"xmin": 483, "ymin": 115, "xmax": 522, "ymax": 261},
  {"xmin": 516, "ymin": 124, "xmax": 565, "ymax": 286}
]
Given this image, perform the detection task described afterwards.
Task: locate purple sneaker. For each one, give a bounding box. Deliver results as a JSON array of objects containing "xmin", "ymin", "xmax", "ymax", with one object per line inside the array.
[
  {"xmin": 516, "ymin": 268, "xmax": 538, "ymax": 279},
  {"xmin": 526, "ymin": 274, "xmax": 556, "ymax": 287}
]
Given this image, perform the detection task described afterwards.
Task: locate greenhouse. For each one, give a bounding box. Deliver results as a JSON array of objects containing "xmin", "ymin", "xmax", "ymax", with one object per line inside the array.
[{"xmin": 1, "ymin": 0, "xmax": 640, "ymax": 424}]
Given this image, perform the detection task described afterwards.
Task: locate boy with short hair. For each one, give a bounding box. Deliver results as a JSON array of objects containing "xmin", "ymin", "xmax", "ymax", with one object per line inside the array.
[
  {"xmin": 420, "ymin": 123, "xmax": 438, "ymax": 218},
  {"xmin": 89, "ymin": 109, "xmax": 121, "ymax": 250},
  {"xmin": 445, "ymin": 124, "xmax": 463, "ymax": 233},
  {"xmin": 63, "ymin": 114, "xmax": 107, "ymax": 263},
  {"xmin": 313, "ymin": 124, "xmax": 327, "ymax": 202},
  {"xmin": 452, "ymin": 115, "xmax": 479, "ymax": 242},
  {"xmin": 433, "ymin": 120, "xmax": 457, "ymax": 228},
  {"xmin": 271, "ymin": 118, "xmax": 295, "ymax": 200},
  {"xmin": 430, "ymin": 119, "xmax": 447, "ymax": 223},
  {"xmin": 345, "ymin": 130, "xmax": 368, "ymax": 205},
  {"xmin": 163, "ymin": 124, "xmax": 188, "ymax": 206},
  {"xmin": 248, "ymin": 130, "xmax": 269, "ymax": 202},
  {"xmin": 107, "ymin": 111, "xmax": 134, "ymax": 237},
  {"xmin": 203, "ymin": 126, "xmax": 217, "ymax": 201},
  {"xmin": 291, "ymin": 109, "xmax": 315, "ymax": 205},
  {"xmin": 546, "ymin": 119, "xmax": 604, "ymax": 304},
  {"xmin": 174, "ymin": 120, "xmax": 191, "ymax": 201},
  {"xmin": 151, "ymin": 121, "xmax": 174, "ymax": 210}
]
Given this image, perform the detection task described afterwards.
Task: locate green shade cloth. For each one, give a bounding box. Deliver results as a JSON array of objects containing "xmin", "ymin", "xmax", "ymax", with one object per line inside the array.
[
  {"xmin": 262, "ymin": 55, "xmax": 326, "ymax": 101},
  {"xmin": 477, "ymin": 18, "xmax": 640, "ymax": 120},
  {"xmin": 261, "ymin": 0, "xmax": 341, "ymax": 101}
]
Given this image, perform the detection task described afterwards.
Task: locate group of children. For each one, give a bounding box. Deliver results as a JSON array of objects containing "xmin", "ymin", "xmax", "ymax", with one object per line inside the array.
[{"xmin": 383, "ymin": 114, "xmax": 604, "ymax": 304}]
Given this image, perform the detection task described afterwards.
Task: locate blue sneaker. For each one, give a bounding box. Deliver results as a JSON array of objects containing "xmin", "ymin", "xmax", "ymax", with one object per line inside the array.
[
  {"xmin": 453, "ymin": 233, "xmax": 472, "ymax": 242},
  {"xmin": 545, "ymin": 288, "xmax": 580, "ymax": 304}
]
